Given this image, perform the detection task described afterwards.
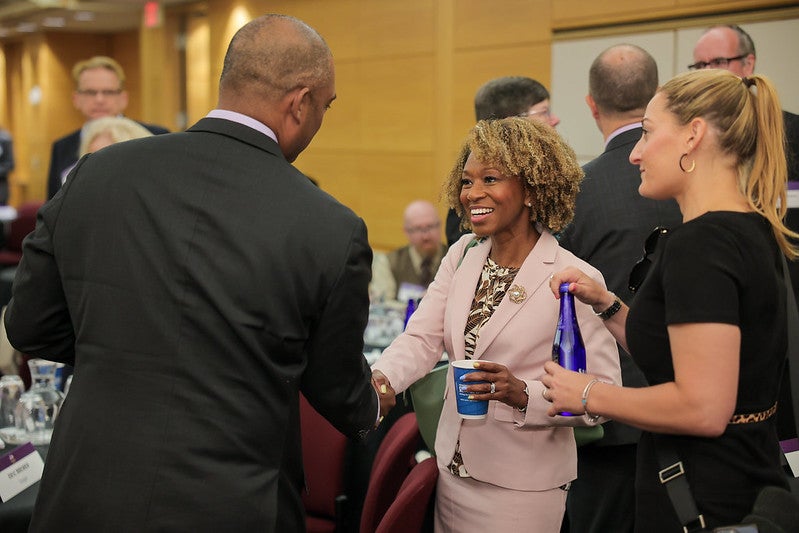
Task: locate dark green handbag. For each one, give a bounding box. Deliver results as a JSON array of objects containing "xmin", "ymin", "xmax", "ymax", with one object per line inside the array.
[{"xmin": 409, "ymin": 363, "xmax": 448, "ymax": 454}]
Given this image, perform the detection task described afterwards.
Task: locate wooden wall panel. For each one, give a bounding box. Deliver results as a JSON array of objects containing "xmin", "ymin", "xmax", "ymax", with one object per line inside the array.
[
  {"xmin": 4, "ymin": 42, "xmax": 25, "ymax": 203},
  {"xmin": 263, "ymin": 0, "xmax": 435, "ymax": 61},
  {"xmin": 186, "ymin": 14, "xmax": 211, "ymax": 126},
  {"xmin": 453, "ymin": 0, "xmax": 550, "ymax": 50},
  {"xmin": 354, "ymin": 0, "xmax": 435, "ymax": 58},
  {"xmin": 313, "ymin": 55, "xmax": 436, "ymax": 152},
  {"xmin": 110, "ymin": 31, "xmax": 144, "ymax": 122},
  {"xmin": 295, "ymin": 150, "xmax": 438, "ymax": 251},
  {"xmin": 19, "ymin": 36, "xmax": 50, "ymax": 201},
  {"xmin": 552, "ymin": 0, "xmax": 798, "ymax": 30},
  {"xmin": 450, "ymin": 43, "xmax": 551, "ymax": 153}
]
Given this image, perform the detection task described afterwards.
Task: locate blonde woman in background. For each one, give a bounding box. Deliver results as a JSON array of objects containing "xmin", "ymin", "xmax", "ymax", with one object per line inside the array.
[
  {"xmin": 56, "ymin": 116, "xmax": 155, "ymax": 187},
  {"xmin": 79, "ymin": 116, "xmax": 155, "ymax": 157}
]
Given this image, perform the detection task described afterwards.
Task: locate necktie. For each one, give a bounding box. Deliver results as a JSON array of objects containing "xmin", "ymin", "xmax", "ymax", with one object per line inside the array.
[{"xmin": 420, "ymin": 257, "xmax": 433, "ymax": 287}]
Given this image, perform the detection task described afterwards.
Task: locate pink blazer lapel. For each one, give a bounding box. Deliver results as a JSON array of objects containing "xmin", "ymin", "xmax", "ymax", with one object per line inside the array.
[{"xmin": 469, "ymin": 230, "xmax": 560, "ymax": 360}]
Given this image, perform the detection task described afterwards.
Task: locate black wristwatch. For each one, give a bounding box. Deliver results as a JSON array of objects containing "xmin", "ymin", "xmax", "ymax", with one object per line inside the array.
[{"xmin": 595, "ymin": 292, "xmax": 622, "ymax": 321}]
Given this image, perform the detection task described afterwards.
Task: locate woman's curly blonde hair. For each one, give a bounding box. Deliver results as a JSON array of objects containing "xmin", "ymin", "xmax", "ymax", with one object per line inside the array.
[{"xmin": 442, "ymin": 117, "xmax": 584, "ymax": 234}]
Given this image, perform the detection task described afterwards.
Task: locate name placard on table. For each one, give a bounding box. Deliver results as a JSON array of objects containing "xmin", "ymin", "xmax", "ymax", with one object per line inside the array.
[{"xmin": 0, "ymin": 442, "xmax": 44, "ymax": 502}]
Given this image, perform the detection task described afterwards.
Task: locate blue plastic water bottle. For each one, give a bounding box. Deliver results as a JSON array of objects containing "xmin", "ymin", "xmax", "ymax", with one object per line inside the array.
[{"xmin": 552, "ymin": 283, "xmax": 587, "ymax": 416}]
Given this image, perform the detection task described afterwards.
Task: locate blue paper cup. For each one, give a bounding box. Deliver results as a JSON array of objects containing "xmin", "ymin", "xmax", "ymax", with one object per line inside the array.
[{"xmin": 451, "ymin": 360, "xmax": 489, "ymax": 419}]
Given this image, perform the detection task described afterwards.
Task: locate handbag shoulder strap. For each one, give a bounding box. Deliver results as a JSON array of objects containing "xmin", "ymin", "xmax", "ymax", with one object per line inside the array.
[
  {"xmin": 652, "ymin": 435, "xmax": 707, "ymax": 532},
  {"xmin": 456, "ymin": 236, "xmax": 483, "ymax": 269}
]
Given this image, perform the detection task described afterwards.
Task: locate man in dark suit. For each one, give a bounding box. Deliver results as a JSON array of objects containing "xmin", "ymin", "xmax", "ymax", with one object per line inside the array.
[
  {"xmin": 6, "ymin": 14, "xmax": 393, "ymax": 532},
  {"xmin": 46, "ymin": 55, "xmax": 169, "ymax": 199},
  {"xmin": 557, "ymin": 44, "xmax": 683, "ymax": 533}
]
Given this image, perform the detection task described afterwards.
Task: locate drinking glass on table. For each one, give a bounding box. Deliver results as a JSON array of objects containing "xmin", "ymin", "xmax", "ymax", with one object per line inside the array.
[
  {"xmin": 14, "ymin": 391, "xmax": 52, "ymax": 445},
  {"xmin": 0, "ymin": 374, "xmax": 25, "ymax": 428}
]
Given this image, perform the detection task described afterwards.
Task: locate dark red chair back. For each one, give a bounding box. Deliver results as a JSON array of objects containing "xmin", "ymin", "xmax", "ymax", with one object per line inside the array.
[
  {"xmin": 375, "ymin": 457, "xmax": 438, "ymax": 533},
  {"xmin": 359, "ymin": 412, "xmax": 421, "ymax": 533},
  {"xmin": 0, "ymin": 201, "xmax": 44, "ymax": 266},
  {"xmin": 300, "ymin": 394, "xmax": 350, "ymax": 533}
]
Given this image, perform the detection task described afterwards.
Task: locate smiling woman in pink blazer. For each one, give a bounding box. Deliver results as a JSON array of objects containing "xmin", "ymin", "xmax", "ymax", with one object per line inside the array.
[{"xmin": 372, "ymin": 118, "xmax": 622, "ymax": 532}]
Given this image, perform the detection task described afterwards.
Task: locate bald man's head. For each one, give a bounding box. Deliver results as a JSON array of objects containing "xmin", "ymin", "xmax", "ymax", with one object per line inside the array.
[
  {"xmin": 403, "ymin": 200, "xmax": 442, "ymax": 258},
  {"xmin": 692, "ymin": 25, "xmax": 755, "ymax": 77}
]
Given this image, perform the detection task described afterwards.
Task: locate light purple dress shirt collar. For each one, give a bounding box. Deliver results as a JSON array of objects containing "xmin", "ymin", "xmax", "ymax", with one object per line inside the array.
[
  {"xmin": 605, "ymin": 122, "xmax": 642, "ymax": 150},
  {"xmin": 205, "ymin": 109, "xmax": 279, "ymax": 145}
]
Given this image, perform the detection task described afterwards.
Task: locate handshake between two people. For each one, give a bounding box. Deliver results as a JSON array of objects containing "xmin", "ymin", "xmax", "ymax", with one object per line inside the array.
[{"xmin": 371, "ymin": 370, "xmax": 397, "ymax": 427}]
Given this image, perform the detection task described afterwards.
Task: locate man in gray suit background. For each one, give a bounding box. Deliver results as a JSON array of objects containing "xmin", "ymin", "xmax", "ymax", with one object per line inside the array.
[
  {"xmin": 6, "ymin": 14, "xmax": 392, "ymax": 532},
  {"xmin": 557, "ymin": 44, "xmax": 683, "ymax": 533}
]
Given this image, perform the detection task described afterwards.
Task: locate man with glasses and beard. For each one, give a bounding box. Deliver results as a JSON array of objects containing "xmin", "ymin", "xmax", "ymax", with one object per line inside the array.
[{"xmin": 371, "ymin": 199, "xmax": 447, "ymax": 302}]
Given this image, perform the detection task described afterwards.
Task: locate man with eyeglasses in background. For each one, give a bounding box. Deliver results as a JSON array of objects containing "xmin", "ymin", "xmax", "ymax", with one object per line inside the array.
[
  {"xmin": 370, "ymin": 199, "xmax": 447, "ymax": 302},
  {"xmin": 691, "ymin": 25, "xmax": 799, "ymax": 185},
  {"xmin": 46, "ymin": 56, "xmax": 169, "ymax": 199}
]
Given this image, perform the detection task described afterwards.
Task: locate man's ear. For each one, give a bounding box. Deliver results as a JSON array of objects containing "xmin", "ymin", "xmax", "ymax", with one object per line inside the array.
[
  {"xmin": 585, "ymin": 94, "xmax": 599, "ymax": 120},
  {"xmin": 288, "ymin": 87, "xmax": 312, "ymax": 122},
  {"xmin": 742, "ymin": 53, "xmax": 756, "ymax": 77}
]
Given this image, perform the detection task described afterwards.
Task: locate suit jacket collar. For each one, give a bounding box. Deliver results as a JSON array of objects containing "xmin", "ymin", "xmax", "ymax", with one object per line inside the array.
[
  {"xmin": 605, "ymin": 126, "xmax": 642, "ymax": 154},
  {"xmin": 187, "ymin": 117, "xmax": 285, "ymax": 161},
  {"xmin": 450, "ymin": 228, "xmax": 558, "ymax": 359}
]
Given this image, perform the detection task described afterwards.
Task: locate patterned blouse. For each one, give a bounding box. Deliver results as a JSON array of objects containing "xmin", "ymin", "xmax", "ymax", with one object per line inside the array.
[
  {"xmin": 464, "ymin": 256, "xmax": 520, "ymax": 358},
  {"xmin": 449, "ymin": 256, "xmax": 521, "ymax": 478}
]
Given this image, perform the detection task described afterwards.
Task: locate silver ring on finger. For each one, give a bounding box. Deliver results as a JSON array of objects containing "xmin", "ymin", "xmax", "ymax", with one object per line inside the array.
[
  {"xmin": 489, "ymin": 382, "xmax": 496, "ymax": 394},
  {"xmin": 542, "ymin": 388, "xmax": 551, "ymax": 402}
]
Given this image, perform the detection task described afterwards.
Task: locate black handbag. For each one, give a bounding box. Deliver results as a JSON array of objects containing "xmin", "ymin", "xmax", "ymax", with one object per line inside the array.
[{"xmin": 654, "ymin": 254, "xmax": 799, "ymax": 532}]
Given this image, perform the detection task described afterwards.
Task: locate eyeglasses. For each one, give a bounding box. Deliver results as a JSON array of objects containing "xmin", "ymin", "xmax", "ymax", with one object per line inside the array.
[
  {"xmin": 76, "ymin": 88, "xmax": 123, "ymax": 98},
  {"xmin": 405, "ymin": 223, "xmax": 440, "ymax": 235},
  {"xmin": 687, "ymin": 55, "xmax": 746, "ymax": 70},
  {"xmin": 627, "ymin": 226, "xmax": 669, "ymax": 294},
  {"xmin": 518, "ymin": 108, "xmax": 552, "ymax": 120}
]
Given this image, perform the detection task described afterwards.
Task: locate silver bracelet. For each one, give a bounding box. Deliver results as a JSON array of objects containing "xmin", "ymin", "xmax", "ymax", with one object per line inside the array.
[{"xmin": 581, "ymin": 378, "xmax": 602, "ymax": 423}]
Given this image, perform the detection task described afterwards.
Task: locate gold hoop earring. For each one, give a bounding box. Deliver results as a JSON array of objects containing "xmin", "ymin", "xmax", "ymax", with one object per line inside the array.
[{"xmin": 679, "ymin": 153, "xmax": 696, "ymax": 173}]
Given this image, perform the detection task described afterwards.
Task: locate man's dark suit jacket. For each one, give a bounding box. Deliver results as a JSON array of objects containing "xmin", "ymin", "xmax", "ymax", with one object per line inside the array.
[
  {"xmin": 46, "ymin": 121, "xmax": 170, "ymax": 199},
  {"xmin": 6, "ymin": 117, "xmax": 378, "ymax": 532},
  {"xmin": 558, "ymin": 126, "xmax": 683, "ymax": 445}
]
